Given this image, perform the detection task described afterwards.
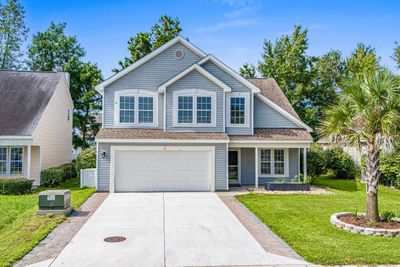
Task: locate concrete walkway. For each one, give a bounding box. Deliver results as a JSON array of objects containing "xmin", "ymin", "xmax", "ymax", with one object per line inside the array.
[{"xmin": 48, "ymin": 193, "xmax": 307, "ymax": 267}]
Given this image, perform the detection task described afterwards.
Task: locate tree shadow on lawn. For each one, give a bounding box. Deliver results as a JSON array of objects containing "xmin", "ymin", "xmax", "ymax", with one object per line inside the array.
[{"xmin": 314, "ymin": 176, "xmax": 361, "ymax": 192}]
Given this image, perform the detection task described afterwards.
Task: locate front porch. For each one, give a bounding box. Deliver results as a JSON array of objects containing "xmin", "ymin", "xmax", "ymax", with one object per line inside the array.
[
  {"xmin": 0, "ymin": 143, "xmax": 41, "ymax": 186},
  {"xmin": 227, "ymin": 145, "xmax": 309, "ymax": 190}
]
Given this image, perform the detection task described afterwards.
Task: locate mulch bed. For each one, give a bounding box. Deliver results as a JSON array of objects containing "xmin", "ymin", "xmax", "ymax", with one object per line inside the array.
[{"xmin": 339, "ymin": 214, "xmax": 400, "ymax": 229}]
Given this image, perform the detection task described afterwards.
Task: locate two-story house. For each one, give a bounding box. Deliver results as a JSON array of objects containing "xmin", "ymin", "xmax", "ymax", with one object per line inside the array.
[{"xmin": 95, "ymin": 37, "xmax": 313, "ymax": 192}]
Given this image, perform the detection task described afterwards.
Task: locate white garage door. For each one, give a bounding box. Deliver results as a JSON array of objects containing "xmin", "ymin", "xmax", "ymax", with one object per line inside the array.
[{"xmin": 113, "ymin": 147, "xmax": 213, "ymax": 192}]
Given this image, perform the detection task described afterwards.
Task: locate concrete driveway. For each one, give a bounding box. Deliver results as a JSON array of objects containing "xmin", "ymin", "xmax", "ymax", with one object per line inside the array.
[{"xmin": 50, "ymin": 193, "xmax": 307, "ymax": 267}]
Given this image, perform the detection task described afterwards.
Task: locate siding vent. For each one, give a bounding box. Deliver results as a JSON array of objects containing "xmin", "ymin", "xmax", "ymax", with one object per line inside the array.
[{"xmin": 174, "ymin": 49, "xmax": 184, "ymax": 59}]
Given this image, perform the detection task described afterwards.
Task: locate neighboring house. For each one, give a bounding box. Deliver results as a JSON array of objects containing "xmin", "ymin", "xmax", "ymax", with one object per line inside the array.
[
  {"xmin": 95, "ymin": 36, "xmax": 313, "ymax": 192},
  {"xmin": 0, "ymin": 71, "xmax": 73, "ymax": 186}
]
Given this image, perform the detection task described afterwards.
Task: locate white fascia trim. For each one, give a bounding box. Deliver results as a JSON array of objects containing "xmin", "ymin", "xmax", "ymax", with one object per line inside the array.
[
  {"xmin": 95, "ymin": 138, "xmax": 229, "ymax": 144},
  {"xmin": 229, "ymin": 140, "xmax": 313, "ymax": 144},
  {"xmin": 197, "ymin": 55, "xmax": 261, "ymax": 94},
  {"xmin": 95, "ymin": 36, "xmax": 207, "ymax": 94},
  {"xmin": 0, "ymin": 136, "xmax": 32, "ymax": 139},
  {"xmin": 255, "ymin": 93, "xmax": 313, "ymax": 132},
  {"xmin": 158, "ymin": 64, "xmax": 231, "ymax": 93}
]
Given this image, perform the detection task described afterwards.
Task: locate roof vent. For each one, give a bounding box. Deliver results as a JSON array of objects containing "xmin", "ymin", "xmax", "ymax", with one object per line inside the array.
[{"xmin": 174, "ymin": 49, "xmax": 184, "ymax": 60}]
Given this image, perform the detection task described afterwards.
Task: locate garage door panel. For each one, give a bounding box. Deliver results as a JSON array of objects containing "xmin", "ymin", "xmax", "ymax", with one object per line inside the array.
[{"xmin": 114, "ymin": 149, "xmax": 211, "ymax": 192}]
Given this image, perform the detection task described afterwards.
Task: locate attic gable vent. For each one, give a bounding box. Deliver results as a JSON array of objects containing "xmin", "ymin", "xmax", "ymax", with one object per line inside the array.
[{"xmin": 174, "ymin": 49, "xmax": 184, "ymax": 59}]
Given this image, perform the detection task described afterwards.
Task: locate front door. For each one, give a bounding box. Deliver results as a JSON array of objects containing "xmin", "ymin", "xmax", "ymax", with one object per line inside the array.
[{"xmin": 228, "ymin": 150, "xmax": 240, "ymax": 184}]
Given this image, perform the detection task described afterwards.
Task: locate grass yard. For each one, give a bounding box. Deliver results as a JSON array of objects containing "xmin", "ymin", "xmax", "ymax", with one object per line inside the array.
[
  {"xmin": 237, "ymin": 176, "xmax": 400, "ymax": 265},
  {"xmin": 0, "ymin": 178, "xmax": 95, "ymax": 267}
]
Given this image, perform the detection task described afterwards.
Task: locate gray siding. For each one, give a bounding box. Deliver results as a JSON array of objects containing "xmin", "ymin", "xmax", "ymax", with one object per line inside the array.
[
  {"xmin": 165, "ymin": 70, "xmax": 224, "ymax": 132},
  {"xmin": 103, "ymin": 43, "xmax": 201, "ymax": 128},
  {"xmin": 254, "ymin": 97, "xmax": 300, "ymax": 128},
  {"xmin": 239, "ymin": 148, "xmax": 299, "ymax": 186},
  {"xmin": 97, "ymin": 143, "xmax": 227, "ymax": 192},
  {"xmin": 201, "ymin": 61, "xmax": 253, "ymax": 135}
]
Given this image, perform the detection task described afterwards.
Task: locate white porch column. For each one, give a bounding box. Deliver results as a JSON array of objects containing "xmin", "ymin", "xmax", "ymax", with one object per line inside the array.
[
  {"xmin": 255, "ymin": 147, "xmax": 258, "ymax": 190},
  {"xmin": 303, "ymin": 148, "xmax": 307, "ymax": 181},
  {"xmin": 27, "ymin": 145, "xmax": 31, "ymax": 180}
]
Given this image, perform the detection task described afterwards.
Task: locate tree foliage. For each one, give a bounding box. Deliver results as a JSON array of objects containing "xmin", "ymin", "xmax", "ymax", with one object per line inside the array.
[
  {"xmin": 321, "ymin": 69, "xmax": 400, "ymax": 222},
  {"xmin": 239, "ymin": 63, "xmax": 256, "ymax": 78},
  {"xmin": 393, "ymin": 42, "xmax": 400, "ymax": 70},
  {"xmin": 27, "ymin": 22, "xmax": 102, "ymax": 148},
  {"xmin": 0, "ymin": 0, "xmax": 28, "ymax": 69},
  {"xmin": 345, "ymin": 43, "xmax": 380, "ymax": 76},
  {"xmin": 113, "ymin": 15, "xmax": 182, "ymax": 72}
]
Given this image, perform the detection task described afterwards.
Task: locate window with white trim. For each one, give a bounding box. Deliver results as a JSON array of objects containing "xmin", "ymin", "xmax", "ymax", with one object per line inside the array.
[
  {"xmin": 260, "ymin": 149, "xmax": 287, "ymax": 176},
  {"xmin": 0, "ymin": 147, "xmax": 24, "ymax": 176},
  {"xmin": 227, "ymin": 92, "xmax": 250, "ymax": 127},
  {"xmin": 114, "ymin": 90, "xmax": 157, "ymax": 126},
  {"xmin": 173, "ymin": 89, "xmax": 216, "ymax": 127}
]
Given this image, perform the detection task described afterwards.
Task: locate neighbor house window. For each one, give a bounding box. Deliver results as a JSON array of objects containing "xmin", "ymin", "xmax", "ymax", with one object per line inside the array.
[
  {"xmin": 230, "ymin": 97, "xmax": 245, "ymax": 124},
  {"xmin": 119, "ymin": 96, "xmax": 135, "ymax": 123},
  {"xmin": 260, "ymin": 149, "xmax": 287, "ymax": 176},
  {"xmin": 227, "ymin": 93, "xmax": 249, "ymax": 127},
  {"xmin": 174, "ymin": 89, "xmax": 216, "ymax": 127},
  {"xmin": 178, "ymin": 96, "xmax": 193, "ymax": 123},
  {"xmin": 115, "ymin": 90, "xmax": 158, "ymax": 126},
  {"xmin": 0, "ymin": 147, "xmax": 24, "ymax": 176},
  {"xmin": 0, "ymin": 148, "xmax": 6, "ymax": 175},
  {"xmin": 196, "ymin": 96, "xmax": 212, "ymax": 124},
  {"xmin": 138, "ymin": 97, "xmax": 153, "ymax": 123}
]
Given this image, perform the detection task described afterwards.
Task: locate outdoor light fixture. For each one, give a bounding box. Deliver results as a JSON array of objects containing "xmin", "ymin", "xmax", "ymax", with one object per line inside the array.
[{"xmin": 101, "ymin": 150, "xmax": 106, "ymax": 159}]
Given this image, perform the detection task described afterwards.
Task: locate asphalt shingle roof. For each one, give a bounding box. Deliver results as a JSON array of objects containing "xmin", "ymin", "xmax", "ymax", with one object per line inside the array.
[{"xmin": 0, "ymin": 71, "xmax": 62, "ymax": 136}]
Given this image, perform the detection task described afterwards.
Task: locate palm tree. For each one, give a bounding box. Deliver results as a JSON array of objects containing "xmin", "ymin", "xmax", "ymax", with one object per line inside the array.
[{"xmin": 321, "ymin": 69, "xmax": 400, "ymax": 222}]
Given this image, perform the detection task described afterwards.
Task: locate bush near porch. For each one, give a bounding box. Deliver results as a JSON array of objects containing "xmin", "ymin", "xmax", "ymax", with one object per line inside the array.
[
  {"xmin": 0, "ymin": 178, "xmax": 95, "ymax": 267},
  {"xmin": 237, "ymin": 176, "xmax": 400, "ymax": 265}
]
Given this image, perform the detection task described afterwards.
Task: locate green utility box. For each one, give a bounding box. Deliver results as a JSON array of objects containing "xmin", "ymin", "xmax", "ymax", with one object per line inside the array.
[{"xmin": 37, "ymin": 190, "xmax": 72, "ymax": 215}]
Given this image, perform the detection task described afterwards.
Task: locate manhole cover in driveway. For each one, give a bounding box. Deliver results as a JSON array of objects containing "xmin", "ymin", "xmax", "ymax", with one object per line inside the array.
[{"xmin": 104, "ymin": 236, "xmax": 126, "ymax": 243}]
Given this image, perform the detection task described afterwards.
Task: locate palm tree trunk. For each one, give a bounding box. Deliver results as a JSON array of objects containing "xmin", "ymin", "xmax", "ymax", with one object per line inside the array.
[{"xmin": 365, "ymin": 141, "xmax": 380, "ymax": 222}]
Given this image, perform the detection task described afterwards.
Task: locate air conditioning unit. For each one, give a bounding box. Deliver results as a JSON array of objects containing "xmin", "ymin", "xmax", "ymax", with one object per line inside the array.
[{"xmin": 37, "ymin": 190, "xmax": 72, "ymax": 215}]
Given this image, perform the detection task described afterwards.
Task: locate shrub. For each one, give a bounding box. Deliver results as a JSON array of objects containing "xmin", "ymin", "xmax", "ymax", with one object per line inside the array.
[
  {"xmin": 381, "ymin": 211, "xmax": 396, "ymax": 222},
  {"xmin": 41, "ymin": 163, "xmax": 77, "ymax": 187},
  {"xmin": 380, "ymin": 151, "xmax": 400, "ymax": 188},
  {"xmin": 0, "ymin": 178, "xmax": 33, "ymax": 195},
  {"xmin": 325, "ymin": 147, "xmax": 357, "ymax": 179},
  {"xmin": 76, "ymin": 147, "xmax": 96, "ymax": 171},
  {"xmin": 307, "ymin": 144, "xmax": 327, "ymax": 180}
]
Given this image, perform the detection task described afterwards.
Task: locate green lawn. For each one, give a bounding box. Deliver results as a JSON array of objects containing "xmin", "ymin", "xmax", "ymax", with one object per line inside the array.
[
  {"xmin": 237, "ymin": 176, "xmax": 400, "ymax": 265},
  {"xmin": 0, "ymin": 178, "xmax": 95, "ymax": 267}
]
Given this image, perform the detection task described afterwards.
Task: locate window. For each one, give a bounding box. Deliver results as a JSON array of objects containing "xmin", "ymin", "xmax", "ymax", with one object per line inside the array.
[
  {"xmin": 0, "ymin": 148, "xmax": 6, "ymax": 175},
  {"xmin": 115, "ymin": 90, "xmax": 158, "ymax": 126},
  {"xmin": 230, "ymin": 97, "xmax": 245, "ymax": 124},
  {"xmin": 260, "ymin": 149, "xmax": 271, "ymax": 175},
  {"xmin": 173, "ymin": 89, "xmax": 216, "ymax": 127},
  {"xmin": 196, "ymin": 96, "xmax": 212, "ymax": 124},
  {"xmin": 227, "ymin": 92, "xmax": 250, "ymax": 127},
  {"xmin": 138, "ymin": 97, "xmax": 153, "ymax": 123},
  {"xmin": 119, "ymin": 96, "xmax": 135, "ymax": 123},
  {"xmin": 260, "ymin": 149, "xmax": 287, "ymax": 176},
  {"xmin": 178, "ymin": 96, "xmax": 193, "ymax": 123},
  {"xmin": 0, "ymin": 147, "xmax": 24, "ymax": 176}
]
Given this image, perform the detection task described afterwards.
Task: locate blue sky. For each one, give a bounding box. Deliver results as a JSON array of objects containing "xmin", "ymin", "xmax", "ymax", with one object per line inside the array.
[{"xmin": 22, "ymin": 0, "xmax": 400, "ymax": 78}]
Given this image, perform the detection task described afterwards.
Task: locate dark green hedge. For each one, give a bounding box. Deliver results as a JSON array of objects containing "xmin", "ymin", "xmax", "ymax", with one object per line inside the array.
[
  {"xmin": 0, "ymin": 178, "xmax": 33, "ymax": 195},
  {"xmin": 41, "ymin": 163, "xmax": 77, "ymax": 187}
]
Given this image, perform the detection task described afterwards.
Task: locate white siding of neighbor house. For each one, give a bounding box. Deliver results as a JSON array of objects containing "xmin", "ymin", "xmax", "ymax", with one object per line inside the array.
[
  {"xmin": 97, "ymin": 143, "xmax": 228, "ymax": 192},
  {"xmin": 165, "ymin": 70, "xmax": 224, "ymax": 132},
  {"xmin": 32, "ymin": 74, "xmax": 73, "ymax": 171},
  {"xmin": 103, "ymin": 43, "xmax": 201, "ymax": 129},
  {"xmin": 240, "ymin": 147, "xmax": 299, "ymax": 186},
  {"xmin": 200, "ymin": 61, "xmax": 253, "ymax": 135},
  {"xmin": 254, "ymin": 97, "xmax": 300, "ymax": 128}
]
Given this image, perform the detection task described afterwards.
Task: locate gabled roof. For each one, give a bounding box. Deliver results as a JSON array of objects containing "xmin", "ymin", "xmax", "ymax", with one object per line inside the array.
[
  {"xmin": 0, "ymin": 71, "xmax": 62, "ymax": 136},
  {"xmin": 197, "ymin": 55, "xmax": 260, "ymax": 94},
  {"xmin": 248, "ymin": 78, "xmax": 313, "ymax": 132},
  {"xmin": 158, "ymin": 64, "xmax": 231, "ymax": 93},
  {"xmin": 95, "ymin": 36, "xmax": 207, "ymax": 94}
]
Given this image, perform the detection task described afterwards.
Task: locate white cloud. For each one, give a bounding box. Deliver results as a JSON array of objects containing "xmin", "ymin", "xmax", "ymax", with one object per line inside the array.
[{"xmin": 196, "ymin": 18, "xmax": 258, "ymax": 32}]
